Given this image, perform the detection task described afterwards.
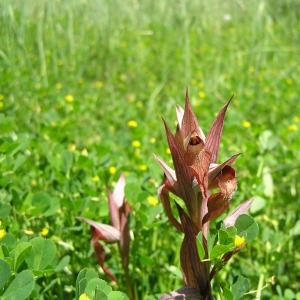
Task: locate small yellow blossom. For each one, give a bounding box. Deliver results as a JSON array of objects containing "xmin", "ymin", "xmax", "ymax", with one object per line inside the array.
[
  {"xmin": 139, "ymin": 165, "xmax": 147, "ymax": 171},
  {"xmin": 0, "ymin": 94, "xmax": 4, "ymax": 101},
  {"xmin": 249, "ymin": 66, "xmax": 255, "ymax": 73},
  {"xmin": 68, "ymin": 144, "xmax": 76, "ymax": 151},
  {"xmin": 166, "ymin": 148, "xmax": 171, "ymax": 155},
  {"xmin": 96, "ymin": 81, "xmax": 103, "ymax": 87},
  {"xmin": 128, "ymin": 95, "xmax": 135, "ymax": 102},
  {"xmin": 191, "ymin": 79, "xmax": 197, "ymax": 85},
  {"xmin": 55, "ymin": 83, "xmax": 62, "ymax": 89},
  {"xmin": 288, "ymin": 124, "xmax": 297, "ymax": 131},
  {"xmin": 127, "ymin": 120, "xmax": 138, "ymax": 127},
  {"xmin": 109, "ymin": 166, "xmax": 116, "ymax": 175},
  {"xmin": 241, "ymin": 121, "xmax": 251, "ymax": 128},
  {"xmin": 257, "ymin": 75, "xmax": 263, "ymax": 82},
  {"xmin": 263, "ymin": 87, "xmax": 270, "ymax": 93},
  {"xmin": 192, "ymin": 99, "xmax": 201, "ymax": 107},
  {"xmin": 0, "ymin": 102, "xmax": 3, "ymax": 108},
  {"xmin": 24, "ymin": 230, "xmax": 34, "ymax": 235},
  {"xmin": 57, "ymin": 60, "xmax": 63, "ymax": 66},
  {"xmin": 132, "ymin": 140, "xmax": 141, "ymax": 148},
  {"xmin": 293, "ymin": 116, "xmax": 300, "ymax": 123},
  {"xmin": 50, "ymin": 121, "xmax": 57, "ymax": 127},
  {"xmin": 92, "ymin": 176, "xmax": 100, "ymax": 182},
  {"xmin": 234, "ymin": 235, "xmax": 245, "ymax": 247},
  {"xmin": 148, "ymin": 177, "xmax": 156, "ymax": 184},
  {"xmin": 150, "ymin": 138, "xmax": 156, "ymax": 144},
  {"xmin": 198, "ymin": 91, "xmax": 206, "ymax": 99},
  {"xmin": 81, "ymin": 148, "xmax": 88, "ymax": 156},
  {"xmin": 31, "ymin": 180, "xmax": 37, "ymax": 186},
  {"xmin": 197, "ymin": 71, "xmax": 204, "ymax": 77},
  {"xmin": 136, "ymin": 101, "xmax": 143, "ymax": 108},
  {"xmin": 148, "ymin": 81, "xmax": 154, "ymax": 88},
  {"xmin": 147, "ymin": 196, "xmax": 159, "ymax": 206},
  {"xmin": 79, "ymin": 294, "xmax": 90, "ymax": 300},
  {"xmin": 40, "ymin": 228, "xmax": 49, "ymax": 236},
  {"xmin": 64, "ymin": 95, "xmax": 74, "ymax": 103},
  {"xmin": 57, "ymin": 208, "xmax": 62, "ymax": 214},
  {"xmin": 197, "ymin": 82, "xmax": 204, "ymax": 88},
  {"xmin": 0, "ymin": 229, "xmax": 6, "ymax": 240},
  {"xmin": 286, "ymin": 78, "xmax": 293, "ymax": 85}
]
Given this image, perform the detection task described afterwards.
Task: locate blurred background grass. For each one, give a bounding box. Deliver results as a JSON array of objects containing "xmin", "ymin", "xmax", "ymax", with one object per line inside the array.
[{"xmin": 0, "ymin": 0, "xmax": 300, "ymax": 299}]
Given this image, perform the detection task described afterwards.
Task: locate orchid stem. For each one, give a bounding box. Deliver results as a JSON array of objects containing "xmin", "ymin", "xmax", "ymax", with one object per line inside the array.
[{"xmin": 124, "ymin": 266, "xmax": 135, "ymax": 300}]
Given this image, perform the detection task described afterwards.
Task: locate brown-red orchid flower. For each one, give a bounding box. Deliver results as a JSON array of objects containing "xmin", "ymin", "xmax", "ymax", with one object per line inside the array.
[
  {"xmin": 155, "ymin": 89, "xmax": 253, "ymax": 299},
  {"xmin": 77, "ymin": 173, "xmax": 130, "ymax": 282},
  {"xmin": 154, "ymin": 89, "xmax": 239, "ymax": 235}
]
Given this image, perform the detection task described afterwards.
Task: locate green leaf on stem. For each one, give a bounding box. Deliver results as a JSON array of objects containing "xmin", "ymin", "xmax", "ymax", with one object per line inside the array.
[
  {"xmin": 207, "ymin": 228, "xmax": 218, "ymax": 256},
  {"xmin": 210, "ymin": 245, "xmax": 231, "ymax": 260},
  {"xmin": 196, "ymin": 232, "xmax": 205, "ymax": 261}
]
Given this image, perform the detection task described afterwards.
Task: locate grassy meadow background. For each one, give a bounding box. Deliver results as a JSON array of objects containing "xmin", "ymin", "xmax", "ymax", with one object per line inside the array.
[{"xmin": 0, "ymin": 0, "xmax": 300, "ymax": 299}]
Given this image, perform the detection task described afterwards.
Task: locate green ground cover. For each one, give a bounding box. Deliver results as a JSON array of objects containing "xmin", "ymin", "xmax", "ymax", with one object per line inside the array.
[{"xmin": 0, "ymin": 0, "xmax": 299, "ymax": 299}]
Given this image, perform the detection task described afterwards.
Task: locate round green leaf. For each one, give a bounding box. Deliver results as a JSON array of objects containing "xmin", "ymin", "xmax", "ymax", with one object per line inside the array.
[
  {"xmin": 0, "ymin": 258, "xmax": 11, "ymax": 289},
  {"xmin": 107, "ymin": 291, "xmax": 126, "ymax": 300},
  {"xmin": 234, "ymin": 214, "xmax": 259, "ymax": 243},
  {"xmin": 2, "ymin": 269, "xmax": 34, "ymax": 300},
  {"xmin": 25, "ymin": 237, "xmax": 57, "ymax": 271}
]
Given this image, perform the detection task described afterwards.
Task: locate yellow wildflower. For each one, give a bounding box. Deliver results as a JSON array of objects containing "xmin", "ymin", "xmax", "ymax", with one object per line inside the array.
[
  {"xmin": 198, "ymin": 91, "xmax": 206, "ymax": 99},
  {"xmin": 150, "ymin": 138, "xmax": 156, "ymax": 144},
  {"xmin": 139, "ymin": 165, "xmax": 147, "ymax": 171},
  {"xmin": 127, "ymin": 120, "xmax": 138, "ymax": 127},
  {"xmin": 192, "ymin": 99, "xmax": 201, "ymax": 107},
  {"xmin": 0, "ymin": 102, "xmax": 3, "ymax": 108},
  {"xmin": 132, "ymin": 140, "xmax": 141, "ymax": 148},
  {"xmin": 55, "ymin": 83, "xmax": 62, "ymax": 89},
  {"xmin": 286, "ymin": 78, "xmax": 293, "ymax": 85},
  {"xmin": 64, "ymin": 95, "xmax": 74, "ymax": 103},
  {"xmin": 109, "ymin": 166, "xmax": 116, "ymax": 175},
  {"xmin": 136, "ymin": 101, "xmax": 143, "ymax": 108},
  {"xmin": 197, "ymin": 82, "xmax": 204, "ymax": 88},
  {"xmin": 50, "ymin": 121, "xmax": 57, "ymax": 127},
  {"xmin": 128, "ymin": 95, "xmax": 135, "ymax": 102},
  {"xmin": 79, "ymin": 294, "xmax": 90, "ymax": 300},
  {"xmin": 249, "ymin": 66, "xmax": 255, "ymax": 73},
  {"xmin": 241, "ymin": 121, "xmax": 251, "ymax": 128},
  {"xmin": 40, "ymin": 228, "xmax": 49, "ymax": 236},
  {"xmin": 294, "ymin": 116, "xmax": 300, "ymax": 123},
  {"xmin": 288, "ymin": 124, "xmax": 297, "ymax": 131},
  {"xmin": 92, "ymin": 176, "xmax": 99, "ymax": 182},
  {"xmin": 234, "ymin": 235, "xmax": 245, "ymax": 247},
  {"xmin": 57, "ymin": 60, "xmax": 63, "ymax": 66},
  {"xmin": 166, "ymin": 148, "xmax": 171, "ymax": 155},
  {"xmin": 147, "ymin": 196, "xmax": 159, "ymax": 206},
  {"xmin": 191, "ymin": 79, "xmax": 197, "ymax": 85},
  {"xmin": 68, "ymin": 144, "xmax": 76, "ymax": 151},
  {"xmin": 96, "ymin": 81, "xmax": 103, "ymax": 87},
  {"xmin": 0, "ymin": 229, "xmax": 7, "ymax": 239},
  {"xmin": 81, "ymin": 148, "xmax": 88, "ymax": 156},
  {"xmin": 263, "ymin": 87, "xmax": 270, "ymax": 93}
]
